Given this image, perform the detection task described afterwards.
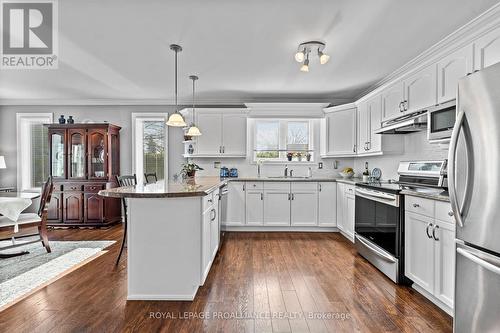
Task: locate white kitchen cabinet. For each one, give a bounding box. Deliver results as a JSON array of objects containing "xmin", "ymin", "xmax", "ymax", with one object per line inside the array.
[
  {"xmin": 474, "ymin": 26, "xmax": 500, "ymax": 71},
  {"xmin": 201, "ymin": 202, "xmax": 213, "ymax": 283},
  {"xmin": 224, "ymin": 182, "xmax": 246, "ymax": 226},
  {"xmin": 358, "ymin": 95, "xmax": 383, "ymax": 155},
  {"xmin": 381, "ymin": 81, "xmax": 404, "ymax": 122},
  {"xmin": 263, "ymin": 183, "xmax": 291, "ymax": 226},
  {"xmin": 437, "ymin": 44, "xmax": 473, "ymax": 103},
  {"xmin": 246, "ymin": 186, "xmax": 264, "ymax": 226},
  {"xmin": 221, "ymin": 113, "xmax": 247, "ymax": 155},
  {"xmin": 290, "ymin": 183, "xmax": 318, "ymax": 226},
  {"xmin": 405, "ymin": 211, "xmax": 435, "ymax": 293},
  {"xmin": 402, "ymin": 64, "xmax": 437, "ymax": 114},
  {"xmin": 404, "ymin": 196, "xmax": 456, "ymax": 314},
  {"xmin": 357, "ymin": 100, "xmax": 369, "ymax": 154},
  {"xmin": 191, "ymin": 109, "xmax": 247, "ymax": 157},
  {"xmin": 318, "ymin": 182, "xmax": 337, "ymax": 227},
  {"xmin": 336, "ymin": 182, "xmax": 345, "ymax": 231},
  {"xmin": 210, "ymin": 193, "xmax": 220, "ymax": 260},
  {"xmin": 322, "ymin": 104, "xmax": 357, "ymax": 157},
  {"xmin": 344, "ymin": 188, "xmax": 355, "ymax": 240}
]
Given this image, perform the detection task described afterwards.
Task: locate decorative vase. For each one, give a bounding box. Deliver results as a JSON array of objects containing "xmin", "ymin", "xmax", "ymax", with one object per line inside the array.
[
  {"xmin": 306, "ymin": 154, "xmax": 311, "ymax": 161},
  {"xmin": 287, "ymin": 155, "xmax": 293, "ymax": 161},
  {"xmin": 67, "ymin": 116, "xmax": 74, "ymax": 124},
  {"xmin": 186, "ymin": 170, "xmax": 196, "ymax": 178},
  {"xmin": 58, "ymin": 115, "xmax": 66, "ymax": 124}
]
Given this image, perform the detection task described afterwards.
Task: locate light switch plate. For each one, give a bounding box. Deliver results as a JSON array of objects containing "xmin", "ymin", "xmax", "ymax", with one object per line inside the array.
[
  {"xmin": 214, "ymin": 161, "xmax": 221, "ymax": 169},
  {"xmin": 318, "ymin": 162, "xmax": 323, "ymax": 169}
]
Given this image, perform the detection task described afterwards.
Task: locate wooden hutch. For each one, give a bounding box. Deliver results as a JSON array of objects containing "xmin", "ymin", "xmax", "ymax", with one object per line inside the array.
[{"xmin": 45, "ymin": 123, "xmax": 122, "ymax": 227}]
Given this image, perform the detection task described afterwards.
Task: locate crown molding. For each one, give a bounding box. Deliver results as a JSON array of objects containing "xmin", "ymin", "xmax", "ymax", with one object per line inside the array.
[
  {"xmin": 355, "ymin": 2, "xmax": 500, "ymax": 102},
  {"xmin": 245, "ymin": 103, "xmax": 330, "ymax": 118},
  {"xmin": 323, "ymin": 102, "xmax": 357, "ymax": 113}
]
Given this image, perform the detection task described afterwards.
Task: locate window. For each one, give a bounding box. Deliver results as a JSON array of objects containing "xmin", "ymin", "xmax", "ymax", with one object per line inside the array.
[
  {"xmin": 253, "ymin": 119, "xmax": 313, "ymax": 162},
  {"xmin": 17, "ymin": 113, "xmax": 53, "ymax": 191},
  {"xmin": 132, "ymin": 113, "xmax": 168, "ymax": 184}
]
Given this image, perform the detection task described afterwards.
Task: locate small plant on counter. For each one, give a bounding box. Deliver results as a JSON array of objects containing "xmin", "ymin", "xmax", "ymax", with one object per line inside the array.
[
  {"xmin": 306, "ymin": 153, "xmax": 312, "ymax": 161},
  {"xmin": 287, "ymin": 152, "xmax": 293, "ymax": 161},
  {"xmin": 294, "ymin": 152, "xmax": 303, "ymax": 161},
  {"xmin": 181, "ymin": 162, "xmax": 204, "ymax": 178}
]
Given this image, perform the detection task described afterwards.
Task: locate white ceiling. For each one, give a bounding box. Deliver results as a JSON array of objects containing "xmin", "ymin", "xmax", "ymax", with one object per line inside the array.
[{"xmin": 1, "ymin": 0, "xmax": 498, "ymax": 104}]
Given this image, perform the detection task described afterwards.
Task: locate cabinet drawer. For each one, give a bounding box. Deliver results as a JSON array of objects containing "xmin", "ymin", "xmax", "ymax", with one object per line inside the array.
[
  {"xmin": 264, "ymin": 182, "xmax": 290, "ymax": 191},
  {"xmin": 84, "ymin": 184, "xmax": 104, "ymax": 192},
  {"xmin": 63, "ymin": 183, "xmax": 84, "ymax": 192},
  {"xmin": 405, "ymin": 195, "xmax": 434, "ymax": 217},
  {"xmin": 291, "ymin": 182, "xmax": 317, "ymax": 191},
  {"xmin": 344, "ymin": 184, "xmax": 355, "ymax": 195},
  {"xmin": 435, "ymin": 200, "xmax": 455, "ymax": 224},
  {"xmin": 203, "ymin": 192, "xmax": 215, "ymax": 212},
  {"xmin": 245, "ymin": 182, "xmax": 263, "ymax": 190}
]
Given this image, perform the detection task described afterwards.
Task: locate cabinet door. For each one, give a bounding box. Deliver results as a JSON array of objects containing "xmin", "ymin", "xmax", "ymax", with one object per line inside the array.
[
  {"xmin": 196, "ymin": 112, "xmax": 223, "ymax": 155},
  {"xmin": 201, "ymin": 209, "xmax": 211, "ymax": 283},
  {"xmin": 403, "ymin": 65, "xmax": 437, "ymax": 113},
  {"xmin": 367, "ymin": 95, "xmax": 382, "ymax": 153},
  {"xmin": 246, "ymin": 190, "xmax": 264, "ymax": 225},
  {"xmin": 222, "ymin": 113, "xmax": 246, "ymax": 155},
  {"xmin": 318, "ymin": 182, "xmax": 337, "ymax": 227},
  {"xmin": 433, "ymin": 220, "xmax": 455, "ymax": 308},
  {"xmin": 290, "ymin": 183, "xmax": 318, "ymax": 226},
  {"xmin": 344, "ymin": 193, "xmax": 355, "ymax": 240},
  {"xmin": 474, "ymin": 26, "xmax": 500, "ymax": 71},
  {"xmin": 357, "ymin": 101, "xmax": 369, "ymax": 153},
  {"xmin": 84, "ymin": 193, "xmax": 104, "ymax": 223},
  {"xmin": 225, "ymin": 182, "xmax": 245, "ymax": 225},
  {"xmin": 381, "ymin": 81, "xmax": 404, "ymax": 122},
  {"xmin": 336, "ymin": 183, "xmax": 344, "ymax": 231},
  {"xmin": 210, "ymin": 206, "xmax": 219, "ymax": 260},
  {"xmin": 264, "ymin": 183, "xmax": 291, "ymax": 226},
  {"xmin": 49, "ymin": 130, "xmax": 66, "ymax": 179},
  {"xmin": 326, "ymin": 107, "xmax": 357, "ymax": 155},
  {"xmin": 63, "ymin": 193, "xmax": 83, "ymax": 223},
  {"xmin": 88, "ymin": 129, "xmax": 108, "ymax": 180},
  {"xmin": 404, "ymin": 212, "xmax": 435, "ymax": 293},
  {"xmin": 47, "ymin": 192, "xmax": 62, "ymax": 222},
  {"xmin": 68, "ymin": 129, "xmax": 87, "ymax": 179},
  {"xmin": 437, "ymin": 44, "xmax": 473, "ymax": 103}
]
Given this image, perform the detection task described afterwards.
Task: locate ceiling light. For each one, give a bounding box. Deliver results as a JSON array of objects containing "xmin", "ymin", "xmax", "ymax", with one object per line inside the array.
[
  {"xmin": 318, "ymin": 50, "xmax": 330, "ymax": 65},
  {"xmin": 186, "ymin": 75, "xmax": 202, "ymax": 136},
  {"xmin": 294, "ymin": 40, "xmax": 329, "ymax": 71},
  {"xmin": 166, "ymin": 44, "xmax": 187, "ymax": 127}
]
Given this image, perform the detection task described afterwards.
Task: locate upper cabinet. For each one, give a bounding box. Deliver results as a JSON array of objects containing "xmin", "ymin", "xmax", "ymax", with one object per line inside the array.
[
  {"xmin": 437, "ymin": 44, "xmax": 473, "ymax": 103},
  {"xmin": 402, "ymin": 64, "xmax": 437, "ymax": 114},
  {"xmin": 321, "ymin": 104, "xmax": 357, "ymax": 157},
  {"xmin": 474, "ymin": 26, "xmax": 500, "ymax": 71},
  {"xmin": 358, "ymin": 94, "xmax": 383, "ymax": 155},
  {"xmin": 381, "ymin": 81, "xmax": 404, "ymax": 122},
  {"xmin": 186, "ymin": 108, "xmax": 247, "ymax": 158}
]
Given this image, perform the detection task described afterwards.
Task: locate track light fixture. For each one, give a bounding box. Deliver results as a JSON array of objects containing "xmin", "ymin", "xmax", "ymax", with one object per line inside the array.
[{"xmin": 294, "ymin": 40, "xmax": 330, "ymax": 71}]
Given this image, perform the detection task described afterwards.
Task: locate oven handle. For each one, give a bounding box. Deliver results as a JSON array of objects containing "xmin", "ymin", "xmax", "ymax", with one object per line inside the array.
[
  {"xmin": 355, "ymin": 188, "xmax": 399, "ymax": 207},
  {"xmin": 355, "ymin": 234, "xmax": 396, "ymax": 263}
]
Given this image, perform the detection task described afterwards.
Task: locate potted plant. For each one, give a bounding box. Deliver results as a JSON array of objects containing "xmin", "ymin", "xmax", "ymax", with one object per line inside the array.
[
  {"xmin": 306, "ymin": 153, "xmax": 312, "ymax": 161},
  {"xmin": 181, "ymin": 162, "xmax": 204, "ymax": 178},
  {"xmin": 295, "ymin": 152, "xmax": 303, "ymax": 161},
  {"xmin": 286, "ymin": 152, "xmax": 293, "ymax": 161}
]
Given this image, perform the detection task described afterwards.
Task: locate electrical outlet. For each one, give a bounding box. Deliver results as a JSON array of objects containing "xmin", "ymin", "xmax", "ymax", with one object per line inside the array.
[
  {"xmin": 318, "ymin": 162, "xmax": 323, "ymax": 169},
  {"xmin": 333, "ymin": 160, "xmax": 339, "ymax": 169},
  {"xmin": 214, "ymin": 161, "xmax": 221, "ymax": 169}
]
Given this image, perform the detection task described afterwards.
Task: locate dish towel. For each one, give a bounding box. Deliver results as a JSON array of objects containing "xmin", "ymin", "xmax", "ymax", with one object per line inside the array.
[{"xmin": 0, "ymin": 198, "xmax": 33, "ymax": 233}]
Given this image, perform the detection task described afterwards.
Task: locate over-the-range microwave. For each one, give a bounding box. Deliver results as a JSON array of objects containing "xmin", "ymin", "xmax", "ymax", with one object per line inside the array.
[{"xmin": 427, "ymin": 99, "xmax": 456, "ymax": 143}]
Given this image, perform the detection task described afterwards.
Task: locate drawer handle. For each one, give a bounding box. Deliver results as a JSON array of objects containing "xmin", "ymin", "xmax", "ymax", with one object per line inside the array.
[
  {"xmin": 432, "ymin": 225, "xmax": 440, "ymax": 241},
  {"xmin": 413, "ymin": 203, "xmax": 420, "ymax": 208},
  {"xmin": 426, "ymin": 223, "xmax": 433, "ymax": 239},
  {"xmin": 448, "ymin": 211, "xmax": 454, "ymax": 217}
]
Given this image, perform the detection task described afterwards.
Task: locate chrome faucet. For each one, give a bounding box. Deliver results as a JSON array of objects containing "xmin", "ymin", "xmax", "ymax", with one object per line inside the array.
[{"xmin": 284, "ymin": 164, "xmax": 288, "ymax": 177}]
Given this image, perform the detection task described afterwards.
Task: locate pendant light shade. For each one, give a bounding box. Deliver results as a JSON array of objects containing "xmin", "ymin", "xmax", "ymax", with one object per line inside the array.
[
  {"xmin": 166, "ymin": 44, "xmax": 187, "ymax": 127},
  {"xmin": 186, "ymin": 75, "xmax": 202, "ymax": 136}
]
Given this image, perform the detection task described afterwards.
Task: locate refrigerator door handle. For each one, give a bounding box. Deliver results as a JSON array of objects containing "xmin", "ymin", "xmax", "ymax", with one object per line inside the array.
[{"xmin": 457, "ymin": 247, "xmax": 500, "ymax": 276}]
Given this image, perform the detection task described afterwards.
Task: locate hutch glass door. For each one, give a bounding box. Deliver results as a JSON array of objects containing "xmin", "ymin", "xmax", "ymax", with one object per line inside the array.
[
  {"xmin": 88, "ymin": 129, "xmax": 107, "ymax": 179},
  {"xmin": 68, "ymin": 129, "xmax": 86, "ymax": 179},
  {"xmin": 50, "ymin": 130, "xmax": 66, "ymax": 179}
]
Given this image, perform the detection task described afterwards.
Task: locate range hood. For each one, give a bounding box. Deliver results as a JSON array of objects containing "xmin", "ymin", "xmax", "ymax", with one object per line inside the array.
[{"xmin": 374, "ymin": 110, "xmax": 427, "ymax": 134}]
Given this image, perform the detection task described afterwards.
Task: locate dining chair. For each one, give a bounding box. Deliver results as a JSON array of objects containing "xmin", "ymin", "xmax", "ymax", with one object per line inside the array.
[
  {"xmin": 115, "ymin": 174, "xmax": 137, "ymax": 265},
  {"xmin": 0, "ymin": 176, "xmax": 53, "ymax": 258},
  {"xmin": 144, "ymin": 172, "xmax": 157, "ymax": 184}
]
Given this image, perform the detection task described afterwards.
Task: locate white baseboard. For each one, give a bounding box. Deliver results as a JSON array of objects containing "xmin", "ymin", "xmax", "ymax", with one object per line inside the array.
[
  {"xmin": 338, "ymin": 229, "xmax": 355, "ymax": 243},
  {"xmin": 222, "ymin": 225, "xmax": 339, "ymax": 232},
  {"xmin": 127, "ymin": 292, "xmax": 197, "ymax": 301},
  {"xmin": 411, "ymin": 284, "xmax": 453, "ymax": 316}
]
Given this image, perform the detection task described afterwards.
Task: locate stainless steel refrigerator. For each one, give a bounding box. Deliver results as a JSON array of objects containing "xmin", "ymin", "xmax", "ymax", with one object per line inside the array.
[{"xmin": 449, "ymin": 62, "xmax": 500, "ymax": 332}]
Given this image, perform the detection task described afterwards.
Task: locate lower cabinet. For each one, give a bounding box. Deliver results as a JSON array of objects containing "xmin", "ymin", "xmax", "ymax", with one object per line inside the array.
[
  {"xmin": 47, "ymin": 192, "xmax": 63, "ymax": 222},
  {"xmin": 264, "ymin": 183, "xmax": 291, "ymax": 226},
  {"xmin": 246, "ymin": 185, "xmax": 264, "ymax": 225},
  {"xmin": 201, "ymin": 191, "xmax": 220, "ymax": 284},
  {"xmin": 404, "ymin": 196, "xmax": 455, "ymax": 313},
  {"xmin": 290, "ymin": 183, "xmax": 318, "ymax": 226},
  {"xmin": 336, "ymin": 183, "xmax": 355, "ymax": 242},
  {"xmin": 318, "ymin": 182, "xmax": 337, "ymax": 227},
  {"xmin": 84, "ymin": 193, "xmax": 104, "ymax": 223},
  {"xmin": 225, "ymin": 182, "xmax": 246, "ymax": 225},
  {"xmin": 63, "ymin": 192, "xmax": 83, "ymax": 223}
]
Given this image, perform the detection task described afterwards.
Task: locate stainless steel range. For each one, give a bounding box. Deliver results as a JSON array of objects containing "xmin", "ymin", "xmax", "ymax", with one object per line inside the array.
[{"xmin": 354, "ymin": 160, "xmax": 448, "ymax": 284}]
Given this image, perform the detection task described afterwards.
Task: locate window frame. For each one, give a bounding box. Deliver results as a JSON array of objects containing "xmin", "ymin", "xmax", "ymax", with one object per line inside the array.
[
  {"xmin": 251, "ymin": 118, "xmax": 315, "ymax": 163},
  {"xmin": 131, "ymin": 113, "xmax": 169, "ymax": 184},
  {"xmin": 16, "ymin": 113, "xmax": 53, "ymax": 192}
]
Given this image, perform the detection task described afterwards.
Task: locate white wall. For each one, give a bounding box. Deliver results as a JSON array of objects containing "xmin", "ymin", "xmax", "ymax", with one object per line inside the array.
[{"xmin": 353, "ymin": 131, "xmax": 449, "ymax": 180}]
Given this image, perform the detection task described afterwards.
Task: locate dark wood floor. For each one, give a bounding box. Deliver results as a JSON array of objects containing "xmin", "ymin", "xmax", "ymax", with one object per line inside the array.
[{"xmin": 0, "ymin": 225, "xmax": 452, "ymax": 333}]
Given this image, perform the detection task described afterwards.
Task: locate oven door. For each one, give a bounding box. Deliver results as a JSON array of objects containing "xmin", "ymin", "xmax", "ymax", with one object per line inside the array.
[
  {"xmin": 355, "ymin": 187, "xmax": 402, "ymax": 282},
  {"xmin": 428, "ymin": 101, "xmax": 456, "ymax": 142}
]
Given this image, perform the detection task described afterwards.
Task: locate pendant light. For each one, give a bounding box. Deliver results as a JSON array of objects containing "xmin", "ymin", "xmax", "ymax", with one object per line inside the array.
[
  {"xmin": 186, "ymin": 75, "xmax": 202, "ymax": 136},
  {"xmin": 166, "ymin": 44, "xmax": 187, "ymax": 127}
]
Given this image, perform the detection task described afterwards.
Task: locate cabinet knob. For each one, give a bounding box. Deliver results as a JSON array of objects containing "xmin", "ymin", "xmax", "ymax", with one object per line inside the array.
[
  {"xmin": 448, "ymin": 211, "xmax": 454, "ymax": 216},
  {"xmin": 413, "ymin": 203, "xmax": 420, "ymax": 208}
]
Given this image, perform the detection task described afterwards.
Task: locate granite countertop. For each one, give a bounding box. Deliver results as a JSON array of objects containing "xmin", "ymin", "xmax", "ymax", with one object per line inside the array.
[
  {"xmin": 401, "ymin": 189, "xmax": 450, "ymax": 202},
  {"xmin": 229, "ymin": 176, "xmax": 360, "ymax": 183},
  {"xmin": 99, "ymin": 177, "xmax": 227, "ymax": 198}
]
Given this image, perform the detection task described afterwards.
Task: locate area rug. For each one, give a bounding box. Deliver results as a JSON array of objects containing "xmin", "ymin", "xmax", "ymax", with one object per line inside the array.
[{"xmin": 0, "ymin": 238, "xmax": 115, "ymax": 311}]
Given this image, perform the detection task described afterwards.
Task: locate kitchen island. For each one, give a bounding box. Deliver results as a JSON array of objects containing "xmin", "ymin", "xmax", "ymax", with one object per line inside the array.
[{"xmin": 99, "ymin": 177, "xmax": 226, "ymax": 301}]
